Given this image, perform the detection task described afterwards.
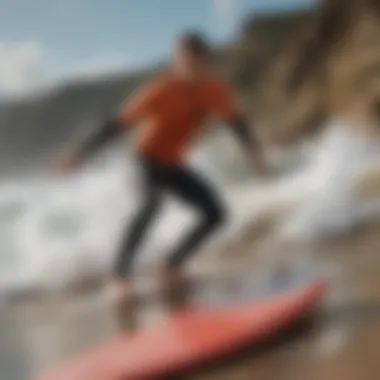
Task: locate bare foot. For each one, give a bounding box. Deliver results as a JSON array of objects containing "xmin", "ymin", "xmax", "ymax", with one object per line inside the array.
[
  {"xmin": 159, "ymin": 267, "xmax": 189, "ymax": 308},
  {"xmin": 105, "ymin": 278, "xmax": 138, "ymax": 331},
  {"xmin": 106, "ymin": 278, "xmax": 136, "ymax": 310}
]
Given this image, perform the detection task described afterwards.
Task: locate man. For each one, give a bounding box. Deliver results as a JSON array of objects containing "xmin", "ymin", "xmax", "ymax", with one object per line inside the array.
[{"xmin": 57, "ymin": 31, "xmax": 265, "ymax": 305}]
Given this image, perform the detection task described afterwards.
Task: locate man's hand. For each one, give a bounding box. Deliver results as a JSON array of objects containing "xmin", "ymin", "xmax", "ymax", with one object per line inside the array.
[
  {"xmin": 52, "ymin": 117, "xmax": 123, "ymax": 178},
  {"xmin": 228, "ymin": 116, "xmax": 270, "ymax": 177},
  {"xmin": 53, "ymin": 154, "xmax": 83, "ymax": 177}
]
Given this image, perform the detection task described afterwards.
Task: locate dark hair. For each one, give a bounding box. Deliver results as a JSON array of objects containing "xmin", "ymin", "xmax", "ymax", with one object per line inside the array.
[{"xmin": 179, "ymin": 31, "xmax": 211, "ymax": 59}]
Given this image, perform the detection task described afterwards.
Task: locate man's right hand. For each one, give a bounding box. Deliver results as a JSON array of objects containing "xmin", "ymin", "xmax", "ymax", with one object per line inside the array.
[{"xmin": 53, "ymin": 154, "xmax": 83, "ymax": 177}]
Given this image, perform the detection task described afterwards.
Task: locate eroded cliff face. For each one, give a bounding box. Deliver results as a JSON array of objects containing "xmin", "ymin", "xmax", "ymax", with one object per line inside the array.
[{"xmin": 250, "ymin": 0, "xmax": 380, "ymax": 144}]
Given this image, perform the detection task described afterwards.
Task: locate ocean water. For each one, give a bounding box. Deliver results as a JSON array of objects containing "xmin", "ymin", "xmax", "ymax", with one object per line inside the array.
[
  {"xmin": 1, "ymin": 123, "xmax": 380, "ymax": 295},
  {"xmin": 279, "ymin": 122, "xmax": 380, "ymax": 242}
]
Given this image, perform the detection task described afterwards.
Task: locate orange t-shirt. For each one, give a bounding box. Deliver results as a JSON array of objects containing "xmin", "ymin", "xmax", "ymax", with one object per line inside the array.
[{"xmin": 118, "ymin": 72, "xmax": 238, "ymax": 165}]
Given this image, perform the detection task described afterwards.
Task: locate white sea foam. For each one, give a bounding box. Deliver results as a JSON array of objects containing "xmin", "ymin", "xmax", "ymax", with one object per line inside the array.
[{"xmin": 1, "ymin": 122, "xmax": 380, "ymax": 294}]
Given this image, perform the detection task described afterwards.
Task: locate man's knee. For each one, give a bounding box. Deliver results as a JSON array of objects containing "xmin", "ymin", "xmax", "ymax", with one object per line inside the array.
[
  {"xmin": 204, "ymin": 204, "xmax": 226, "ymax": 229},
  {"xmin": 138, "ymin": 193, "xmax": 161, "ymax": 219}
]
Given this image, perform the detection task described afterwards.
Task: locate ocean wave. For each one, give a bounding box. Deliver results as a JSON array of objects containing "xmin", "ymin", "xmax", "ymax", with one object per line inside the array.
[
  {"xmin": 2, "ymin": 124, "xmax": 380, "ymax": 295},
  {"xmin": 0, "ymin": 144, "xmax": 263, "ymax": 294},
  {"xmin": 278, "ymin": 122, "xmax": 380, "ymax": 242}
]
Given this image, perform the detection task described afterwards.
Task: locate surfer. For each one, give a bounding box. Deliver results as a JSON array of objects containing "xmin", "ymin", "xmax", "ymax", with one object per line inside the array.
[{"xmin": 56, "ymin": 31, "xmax": 266, "ymax": 305}]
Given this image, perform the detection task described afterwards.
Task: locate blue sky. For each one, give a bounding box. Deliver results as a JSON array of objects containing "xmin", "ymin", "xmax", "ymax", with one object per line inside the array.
[{"xmin": 0, "ymin": 0, "xmax": 317, "ymax": 96}]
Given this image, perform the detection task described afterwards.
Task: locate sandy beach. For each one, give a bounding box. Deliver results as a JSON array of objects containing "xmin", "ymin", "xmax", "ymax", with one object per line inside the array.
[{"xmin": 3, "ymin": 213, "xmax": 380, "ymax": 380}]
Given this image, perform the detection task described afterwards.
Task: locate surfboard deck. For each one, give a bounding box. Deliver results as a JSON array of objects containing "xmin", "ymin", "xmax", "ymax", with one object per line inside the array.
[{"xmin": 38, "ymin": 279, "xmax": 326, "ymax": 380}]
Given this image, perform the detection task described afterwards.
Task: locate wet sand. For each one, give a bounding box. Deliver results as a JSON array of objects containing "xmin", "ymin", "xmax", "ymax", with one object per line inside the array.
[{"xmin": 2, "ymin": 221, "xmax": 380, "ymax": 380}]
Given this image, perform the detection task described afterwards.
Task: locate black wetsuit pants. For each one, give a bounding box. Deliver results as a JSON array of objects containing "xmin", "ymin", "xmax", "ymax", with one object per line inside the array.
[{"xmin": 114, "ymin": 156, "xmax": 226, "ymax": 277}]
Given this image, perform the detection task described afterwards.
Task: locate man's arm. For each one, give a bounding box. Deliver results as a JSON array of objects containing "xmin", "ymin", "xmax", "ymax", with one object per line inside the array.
[
  {"xmin": 56, "ymin": 77, "xmax": 164, "ymax": 174},
  {"xmin": 208, "ymin": 80, "xmax": 267, "ymax": 175},
  {"xmin": 54, "ymin": 117, "xmax": 126, "ymax": 175},
  {"xmin": 229, "ymin": 115, "xmax": 257, "ymax": 151},
  {"xmin": 209, "ymin": 82, "xmax": 258, "ymax": 150},
  {"xmin": 228, "ymin": 115, "xmax": 267, "ymax": 175},
  {"xmin": 74, "ymin": 118, "xmax": 124, "ymax": 162},
  {"xmin": 75, "ymin": 76, "xmax": 162, "ymax": 162}
]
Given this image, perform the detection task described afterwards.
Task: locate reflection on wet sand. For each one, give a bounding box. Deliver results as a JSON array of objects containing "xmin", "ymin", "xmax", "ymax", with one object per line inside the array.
[{"xmin": 3, "ymin": 219, "xmax": 380, "ymax": 380}]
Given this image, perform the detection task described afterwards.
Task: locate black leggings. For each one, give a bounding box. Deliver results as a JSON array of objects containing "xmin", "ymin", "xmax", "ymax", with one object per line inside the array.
[{"xmin": 114, "ymin": 156, "xmax": 226, "ymax": 277}]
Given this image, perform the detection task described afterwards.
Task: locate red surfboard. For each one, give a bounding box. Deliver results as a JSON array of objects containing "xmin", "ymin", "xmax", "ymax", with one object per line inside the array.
[{"xmin": 38, "ymin": 279, "xmax": 326, "ymax": 380}]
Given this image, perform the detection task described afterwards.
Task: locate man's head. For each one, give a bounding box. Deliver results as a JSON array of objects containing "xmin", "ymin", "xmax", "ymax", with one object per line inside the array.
[{"xmin": 173, "ymin": 31, "xmax": 211, "ymax": 79}]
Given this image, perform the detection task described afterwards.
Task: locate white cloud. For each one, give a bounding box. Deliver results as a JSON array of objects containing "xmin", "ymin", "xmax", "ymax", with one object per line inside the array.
[
  {"xmin": 0, "ymin": 40, "xmax": 132, "ymax": 99},
  {"xmin": 62, "ymin": 54, "xmax": 131, "ymax": 82},
  {"xmin": 211, "ymin": 0, "xmax": 237, "ymax": 31},
  {"xmin": 0, "ymin": 41, "xmax": 44, "ymax": 98}
]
